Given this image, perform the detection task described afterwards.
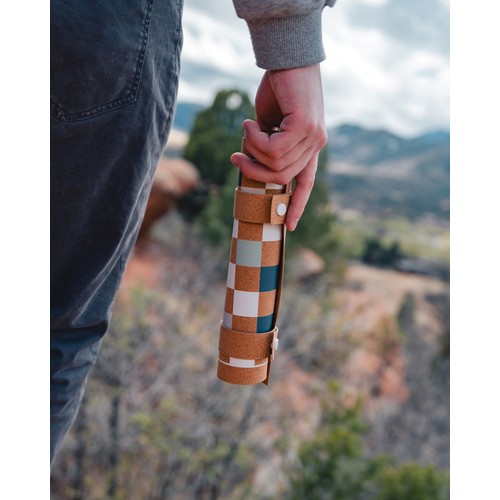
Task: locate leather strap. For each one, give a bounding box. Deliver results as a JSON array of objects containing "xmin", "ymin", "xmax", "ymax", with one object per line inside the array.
[
  {"xmin": 219, "ymin": 323, "xmax": 276, "ymax": 359},
  {"xmin": 217, "ymin": 323, "xmax": 279, "ymax": 385},
  {"xmin": 233, "ymin": 189, "xmax": 291, "ymax": 225},
  {"xmin": 217, "ymin": 361, "xmax": 268, "ymax": 386}
]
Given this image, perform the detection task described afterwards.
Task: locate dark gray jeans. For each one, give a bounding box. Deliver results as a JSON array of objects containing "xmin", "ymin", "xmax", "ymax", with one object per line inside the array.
[{"xmin": 51, "ymin": 0, "xmax": 183, "ymax": 463}]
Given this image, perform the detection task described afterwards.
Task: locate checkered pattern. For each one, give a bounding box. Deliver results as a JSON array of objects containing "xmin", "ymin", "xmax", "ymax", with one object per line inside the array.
[{"xmin": 220, "ymin": 173, "xmax": 286, "ymax": 369}]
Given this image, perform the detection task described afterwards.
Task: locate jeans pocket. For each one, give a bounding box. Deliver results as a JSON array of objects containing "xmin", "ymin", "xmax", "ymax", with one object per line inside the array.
[{"xmin": 50, "ymin": 0, "xmax": 155, "ymax": 122}]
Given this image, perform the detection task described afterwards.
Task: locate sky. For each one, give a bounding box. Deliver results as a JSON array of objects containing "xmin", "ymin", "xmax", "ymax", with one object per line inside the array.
[{"xmin": 178, "ymin": 0, "xmax": 449, "ymax": 137}]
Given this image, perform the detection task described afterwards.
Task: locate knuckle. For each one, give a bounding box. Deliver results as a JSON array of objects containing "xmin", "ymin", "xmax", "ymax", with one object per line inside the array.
[
  {"xmin": 267, "ymin": 148, "xmax": 281, "ymax": 161},
  {"xmin": 268, "ymin": 157, "xmax": 284, "ymax": 172},
  {"xmin": 303, "ymin": 120, "xmax": 327, "ymax": 147},
  {"xmin": 304, "ymin": 120, "xmax": 316, "ymax": 136},
  {"xmin": 275, "ymin": 171, "xmax": 291, "ymax": 185},
  {"xmin": 318, "ymin": 129, "xmax": 328, "ymax": 148}
]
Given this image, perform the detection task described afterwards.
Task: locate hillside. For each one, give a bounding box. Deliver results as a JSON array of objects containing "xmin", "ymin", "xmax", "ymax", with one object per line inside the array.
[
  {"xmin": 50, "ymin": 102, "xmax": 450, "ymax": 497},
  {"xmin": 327, "ymin": 124, "xmax": 450, "ymax": 221},
  {"xmin": 173, "ymin": 102, "xmax": 450, "ymax": 223},
  {"xmin": 51, "ymin": 215, "xmax": 449, "ymax": 498}
]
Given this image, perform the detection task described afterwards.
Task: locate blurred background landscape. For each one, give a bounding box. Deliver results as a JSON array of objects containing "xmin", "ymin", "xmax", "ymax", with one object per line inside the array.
[{"xmin": 51, "ymin": 0, "xmax": 449, "ymax": 498}]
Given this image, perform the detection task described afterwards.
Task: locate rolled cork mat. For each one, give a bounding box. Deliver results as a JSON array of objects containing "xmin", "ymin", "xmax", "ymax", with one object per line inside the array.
[{"xmin": 217, "ymin": 137, "xmax": 291, "ymax": 385}]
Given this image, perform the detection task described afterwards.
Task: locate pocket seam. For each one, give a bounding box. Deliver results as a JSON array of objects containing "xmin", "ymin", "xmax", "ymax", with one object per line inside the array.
[{"xmin": 50, "ymin": 0, "xmax": 156, "ymax": 122}]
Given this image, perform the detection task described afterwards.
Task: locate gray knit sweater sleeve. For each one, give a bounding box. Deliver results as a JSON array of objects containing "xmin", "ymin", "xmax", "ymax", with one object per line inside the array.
[{"xmin": 232, "ymin": 0, "xmax": 337, "ymax": 70}]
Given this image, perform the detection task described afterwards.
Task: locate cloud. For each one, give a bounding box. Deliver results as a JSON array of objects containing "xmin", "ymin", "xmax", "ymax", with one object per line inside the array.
[
  {"xmin": 178, "ymin": 2, "xmax": 260, "ymax": 104},
  {"xmin": 343, "ymin": 0, "xmax": 449, "ymax": 56},
  {"xmin": 178, "ymin": 0, "xmax": 449, "ymax": 136}
]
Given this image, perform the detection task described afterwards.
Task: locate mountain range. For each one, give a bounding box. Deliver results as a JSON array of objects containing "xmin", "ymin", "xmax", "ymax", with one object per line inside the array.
[
  {"xmin": 173, "ymin": 102, "xmax": 450, "ymax": 223},
  {"xmin": 327, "ymin": 124, "xmax": 449, "ymax": 221}
]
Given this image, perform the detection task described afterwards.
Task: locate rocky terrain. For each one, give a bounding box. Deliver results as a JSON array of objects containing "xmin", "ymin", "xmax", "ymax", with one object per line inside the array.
[{"xmin": 51, "ymin": 116, "xmax": 449, "ymax": 498}]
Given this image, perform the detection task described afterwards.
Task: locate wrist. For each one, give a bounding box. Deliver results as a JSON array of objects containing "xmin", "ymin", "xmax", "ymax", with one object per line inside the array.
[{"xmin": 268, "ymin": 63, "xmax": 321, "ymax": 78}]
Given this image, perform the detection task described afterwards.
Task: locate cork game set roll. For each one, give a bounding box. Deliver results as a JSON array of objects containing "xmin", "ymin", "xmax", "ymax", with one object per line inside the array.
[{"xmin": 217, "ymin": 137, "xmax": 291, "ymax": 386}]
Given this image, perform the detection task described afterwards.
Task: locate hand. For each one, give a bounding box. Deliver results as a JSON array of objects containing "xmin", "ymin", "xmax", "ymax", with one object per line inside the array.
[{"xmin": 230, "ymin": 64, "xmax": 327, "ymax": 231}]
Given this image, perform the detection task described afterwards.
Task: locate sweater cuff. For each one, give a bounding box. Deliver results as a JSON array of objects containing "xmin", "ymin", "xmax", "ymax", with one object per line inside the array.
[{"xmin": 246, "ymin": 9, "xmax": 325, "ymax": 70}]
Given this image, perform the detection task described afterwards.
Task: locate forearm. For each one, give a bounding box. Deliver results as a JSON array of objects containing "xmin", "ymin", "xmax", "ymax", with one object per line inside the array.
[
  {"xmin": 232, "ymin": 0, "xmax": 337, "ymax": 70},
  {"xmin": 231, "ymin": 0, "xmax": 335, "ymax": 230}
]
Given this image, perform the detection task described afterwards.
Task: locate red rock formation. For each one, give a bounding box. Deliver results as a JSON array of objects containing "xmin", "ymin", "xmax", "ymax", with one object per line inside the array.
[
  {"xmin": 288, "ymin": 248, "xmax": 326, "ymax": 282},
  {"xmin": 139, "ymin": 156, "xmax": 199, "ymax": 239}
]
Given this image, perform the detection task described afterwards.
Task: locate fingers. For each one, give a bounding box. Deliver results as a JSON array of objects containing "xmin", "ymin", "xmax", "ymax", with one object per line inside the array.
[
  {"xmin": 231, "ymin": 143, "xmax": 317, "ymax": 186},
  {"xmin": 230, "ymin": 150, "xmax": 319, "ymax": 232},
  {"xmin": 244, "ymin": 118, "xmax": 308, "ymax": 157},
  {"xmin": 231, "ymin": 65, "xmax": 327, "ymax": 231},
  {"xmin": 242, "ymin": 117, "xmax": 326, "ymax": 174},
  {"xmin": 243, "ymin": 131, "xmax": 311, "ymax": 174},
  {"xmin": 286, "ymin": 154, "xmax": 318, "ymax": 231}
]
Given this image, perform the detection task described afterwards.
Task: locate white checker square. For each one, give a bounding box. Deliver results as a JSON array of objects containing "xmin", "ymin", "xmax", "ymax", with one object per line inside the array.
[
  {"xmin": 226, "ymin": 262, "xmax": 236, "ymax": 288},
  {"xmin": 232, "ymin": 219, "xmax": 239, "ymax": 238},
  {"xmin": 262, "ymin": 223, "xmax": 282, "ymax": 242},
  {"xmin": 229, "ymin": 357, "xmax": 255, "ymax": 368},
  {"xmin": 223, "ymin": 312, "xmax": 232, "ymax": 329},
  {"xmin": 265, "ymin": 183, "xmax": 285, "ymax": 190},
  {"xmin": 233, "ymin": 290, "xmax": 259, "ymax": 317},
  {"xmin": 241, "ymin": 186, "xmax": 266, "ymax": 194}
]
